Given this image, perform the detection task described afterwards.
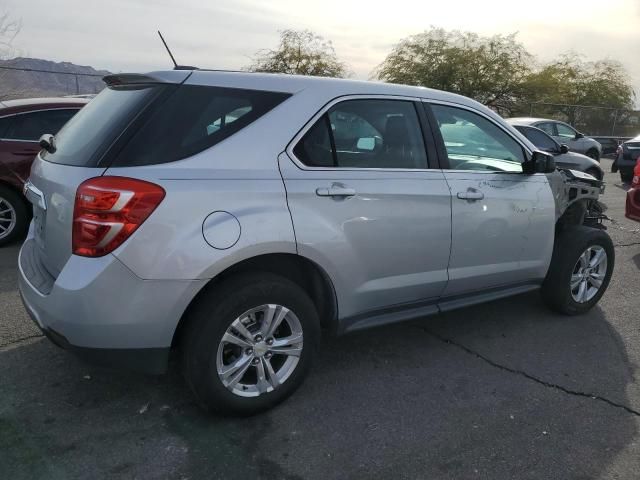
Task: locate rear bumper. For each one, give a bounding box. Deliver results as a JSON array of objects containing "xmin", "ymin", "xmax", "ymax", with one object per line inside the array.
[{"xmin": 18, "ymin": 233, "xmax": 206, "ymax": 374}]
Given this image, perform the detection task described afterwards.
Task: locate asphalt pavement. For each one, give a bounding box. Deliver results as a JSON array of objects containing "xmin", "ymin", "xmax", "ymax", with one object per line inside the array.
[{"xmin": 1, "ymin": 159, "xmax": 639, "ymax": 480}]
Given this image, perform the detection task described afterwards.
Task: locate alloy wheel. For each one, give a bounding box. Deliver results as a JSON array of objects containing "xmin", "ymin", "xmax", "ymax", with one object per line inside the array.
[
  {"xmin": 0, "ymin": 197, "xmax": 16, "ymax": 240},
  {"xmin": 570, "ymin": 245, "xmax": 607, "ymax": 303},
  {"xmin": 216, "ymin": 304, "xmax": 303, "ymax": 397}
]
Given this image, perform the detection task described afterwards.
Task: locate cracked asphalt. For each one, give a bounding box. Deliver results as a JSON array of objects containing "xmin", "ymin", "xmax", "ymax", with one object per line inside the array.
[{"xmin": 2, "ymin": 159, "xmax": 640, "ymax": 479}]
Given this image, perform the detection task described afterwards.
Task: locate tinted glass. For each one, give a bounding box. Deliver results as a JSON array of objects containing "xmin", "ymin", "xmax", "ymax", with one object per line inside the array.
[
  {"xmin": 295, "ymin": 99, "xmax": 427, "ymax": 169},
  {"xmin": 5, "ymin": 109, "xmax": 78, "ymax": 141},
  {"xmin": 42, "ymin": 85, "xmax": 163, "ymax": 166},
  {"xmin": 293, "ymin": 115, "xmax": 334, "ymax": 167},
  {"xmin": 0, "ymin": 115, "xmax": 12, "ymax": 138},
  {"xmin": 432, "ymin": 104, "xmax": 524, "ymax": 173},
  {"xmin": 556, "ymin": 122, "xmax": 577, "ymax": 138},
  {"xmin": 518, "ymin": 126, "xmax": 557, "ymax": 152},
  {"xmin": 113, "ymin": 85, "xmax": 290, "ymax": 167}
]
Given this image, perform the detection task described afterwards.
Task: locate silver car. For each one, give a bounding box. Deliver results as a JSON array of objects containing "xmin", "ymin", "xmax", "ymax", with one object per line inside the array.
[
  {"xmin": 508, "ymin": 122, "xmax": 604, "ymax": 180},
  {"xmin": 508, "ymin": 117, "xmax": 603, "ymax": 160},
  {"xmin": 19, "ymin": 71, "xmax": 614, "ymax": 415}
]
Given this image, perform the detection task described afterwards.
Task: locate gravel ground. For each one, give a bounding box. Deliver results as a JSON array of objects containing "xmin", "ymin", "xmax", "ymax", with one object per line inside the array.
[{"xmin": 1, "ymin": 159, "xmax": 639, "ymax": 479}]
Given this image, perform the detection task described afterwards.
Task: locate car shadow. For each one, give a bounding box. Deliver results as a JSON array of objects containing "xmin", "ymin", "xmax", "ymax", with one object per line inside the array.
[
  {"xmin": 613, "ymin": 182, "xmax": 631, "ymax": 192},
  {"xmin": 0, "ymin": 292, "xmax": 636, "ymax": 479},
  {"xmin": 633, "ymin": 253, "xmax": 640, "ymax": 270}
]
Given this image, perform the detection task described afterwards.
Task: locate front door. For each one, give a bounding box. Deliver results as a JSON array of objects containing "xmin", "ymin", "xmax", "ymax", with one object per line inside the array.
[
  {"xmin": 428, "ymin": 102, "xmax": 556, "ymax": 297},
  {"xmin": 280, "ymin": 97, "xmax": 452, "ymax": 324}
]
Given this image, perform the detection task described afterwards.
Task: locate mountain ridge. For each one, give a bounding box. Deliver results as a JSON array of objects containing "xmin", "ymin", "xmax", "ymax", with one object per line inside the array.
[{"xmin": 0, "ymin": 57, "xmax": 111, "ymax": 100}]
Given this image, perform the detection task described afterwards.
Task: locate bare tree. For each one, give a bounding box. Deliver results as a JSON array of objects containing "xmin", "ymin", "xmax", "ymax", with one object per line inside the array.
[
  {"xmin": 0, "ymin": 12, "xmax": 21, "ymax": 60},
  {"xmin": 247, "ymin": 29, "xmax": 350, "ymax": 78}
]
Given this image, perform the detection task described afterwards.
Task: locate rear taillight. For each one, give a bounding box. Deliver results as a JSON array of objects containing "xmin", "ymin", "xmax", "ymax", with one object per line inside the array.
[{"xmin": 73, "ymin": 176, "xmax": 165, "ymax": 257}]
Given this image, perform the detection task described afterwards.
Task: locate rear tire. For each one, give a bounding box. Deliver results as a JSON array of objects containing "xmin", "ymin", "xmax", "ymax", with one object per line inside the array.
[
  {"xmin": 0, "ymin": 185, "xmax": 29, "ymax": 247},
  {"xmin": 182, "ymin": 272, "xmax": 320, "ymax": 415},
  {"xmin": 542, "ymin": 226, "xmax": 614, "ymax": 315}
]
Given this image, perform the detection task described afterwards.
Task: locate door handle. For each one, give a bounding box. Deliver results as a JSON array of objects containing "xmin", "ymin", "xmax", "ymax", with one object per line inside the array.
[
  {"xmin": 316, "ymin": 185, "xmax": 356, "ymax": 197},
  {"xmin": 457, "ymin": 189, "xmax": 484, "ymax": 201}
]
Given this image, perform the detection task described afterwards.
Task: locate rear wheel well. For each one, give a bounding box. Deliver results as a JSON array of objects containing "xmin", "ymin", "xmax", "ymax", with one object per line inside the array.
[{"xmin": 172, "ymin": 254, "xmax": 338, "ymax": 347}]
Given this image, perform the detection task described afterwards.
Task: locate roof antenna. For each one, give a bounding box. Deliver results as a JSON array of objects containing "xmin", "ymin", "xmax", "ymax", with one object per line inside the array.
[{"xmin": 157, "ymin": 30, "xmax": 198, "ymax": 70}]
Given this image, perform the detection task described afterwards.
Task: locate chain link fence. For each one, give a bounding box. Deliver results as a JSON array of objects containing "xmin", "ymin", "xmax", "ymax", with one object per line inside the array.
[
  {"xmin": 523, "ymin": 102, "xmax": 640, "ymax": 139},
  {"xmin": 0, "ymin": 65, "xmax": 106, "ymax": 101}
]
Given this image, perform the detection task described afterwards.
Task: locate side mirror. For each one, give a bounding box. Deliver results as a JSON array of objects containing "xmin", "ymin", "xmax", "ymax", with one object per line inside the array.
[
  {"xmin": 523, "ymin": 151, "xmax": 556, "ymax": 174},
  {"xmin": 575, "ymin": 132, "xmax": 584, "ymax": 140},
  {"xmin": 39, "ymin": 134, "xmax": 56, "ymax": 153},
  {"xmin": 560, "ymin": 144, "xmax": 569, "ymax": 154}
]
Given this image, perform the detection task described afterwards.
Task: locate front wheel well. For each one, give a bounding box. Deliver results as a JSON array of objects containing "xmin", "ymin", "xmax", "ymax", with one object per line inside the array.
[{"xmin": 171, "ymin": 253, "xmax": 338, "ymax": 348}]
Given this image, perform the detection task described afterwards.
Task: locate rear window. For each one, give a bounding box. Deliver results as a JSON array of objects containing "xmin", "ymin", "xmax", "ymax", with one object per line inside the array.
[
  {"xmin": 111, "ymin": 85, "xmax": 291, "ymax": 167},
  {"xmin": 42, "ymin": 85, "xmax": 162, "ymax": 166}
]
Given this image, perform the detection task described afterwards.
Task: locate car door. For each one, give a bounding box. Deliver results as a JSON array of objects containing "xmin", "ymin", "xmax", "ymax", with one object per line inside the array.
[
  {"xmin": 427, "ymin": 102, "xmax": 556, "ymax": 298},
  {"xmin": 0, "ymin": 109, "xmax": 79, "ymax": 184},
  {"xmin": 279, "ymin": 96, "xmax": 452, "ymax": 328}
]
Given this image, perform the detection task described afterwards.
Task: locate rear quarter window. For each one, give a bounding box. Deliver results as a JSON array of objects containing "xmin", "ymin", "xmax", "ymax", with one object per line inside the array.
[{"xmin": 111, "ymin": 85, "xmax": 291, "ymax": 167}]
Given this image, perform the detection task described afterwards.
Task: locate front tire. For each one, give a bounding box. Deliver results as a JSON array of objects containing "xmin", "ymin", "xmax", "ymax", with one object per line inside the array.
[
  {"xmin": 182, "ymin": 273, "xmax": 320, "ymax": 415},
  {"xmin": 0, "ymin": 185, "xmax": 29, "ymax": 247},
  {"xmin": 542, "ymin": 226, "xmax": 614, "ymax": 315}
]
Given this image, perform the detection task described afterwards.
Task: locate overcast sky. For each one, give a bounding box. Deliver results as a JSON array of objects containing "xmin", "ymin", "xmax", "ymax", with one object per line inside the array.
[{"xmin": 5, "ymin": 0, "xmax": 640, "ymax": 105}]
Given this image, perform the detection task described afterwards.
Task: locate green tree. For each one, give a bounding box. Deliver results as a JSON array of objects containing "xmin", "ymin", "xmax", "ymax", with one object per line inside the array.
[
  {"xmin": 375, "ymin": 28, "xmax": 532, "ymax": 115},
  {"xmin": 522, "ymin": 53, "xmax": 636, "ymax": 125},
  {"xmin": 248, "ymin": 29, "xmax": 349, "ymax": 78}
]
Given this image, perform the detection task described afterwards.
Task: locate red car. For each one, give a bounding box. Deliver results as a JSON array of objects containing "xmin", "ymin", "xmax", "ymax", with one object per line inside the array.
[
  {"xmin": 0, "ymin": 97, "xmax": 88, "ymax": 245},
  {"xmin": 625, "ymin": 159, "xmax": 640, "ymax": 221}
]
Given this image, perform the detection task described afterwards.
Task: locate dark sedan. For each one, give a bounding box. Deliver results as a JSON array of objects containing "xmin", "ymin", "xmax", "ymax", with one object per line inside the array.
[
  {"xmin": 507, "ymin": 121, "xmax": 604, "ymax": 180},
  {"xmin": 0, "ymin": 97, "xmax": 88, "ymax": 245},
  {"xmin": 613, "ymin": 135, "xmax": 640, "ymax": 183}
]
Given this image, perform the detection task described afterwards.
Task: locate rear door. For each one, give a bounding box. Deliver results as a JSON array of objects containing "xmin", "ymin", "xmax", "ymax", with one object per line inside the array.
[
  {"xmin": 426, "ymin": 102, "xmax": 555, "ymax": 297},
  {"xmin": 280, "ymin": 96, "xmax": 452, "ymax": 325}
]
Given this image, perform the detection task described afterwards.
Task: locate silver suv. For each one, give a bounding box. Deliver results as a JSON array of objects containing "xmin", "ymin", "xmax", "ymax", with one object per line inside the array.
[{"xmin": 19, "ymin": 71, "xmax": 614, "ymax": 415}]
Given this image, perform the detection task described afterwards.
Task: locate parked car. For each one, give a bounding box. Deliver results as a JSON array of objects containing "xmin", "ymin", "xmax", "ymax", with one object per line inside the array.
[
  {"xmin": 508, "ymin": 122, "xmax": 604, "ymax": 179},
  {"xmin": 625, "ymin": 159, "xmax": 640, "ymax": 221},
  {"xmin": 613, "ymin": 135, "xmax": 640, "ymax": 183},
  {"xmin": 591, "ymin": 136, "xmax": 630, "ymax": 158},
  {"xmin": 19, "ymin": 71, "xmax": 613, "ymax": 415},
  {"xmin": 0, "ymin": 97, "xmax": 88, "ymax": 245},
  {"xmin": 626, "ymin": 188, "xmax": 640, "ymax": 221},
  {"xmin": 508, "ymin": 117, "xmax": 602, "ymax": 160}
]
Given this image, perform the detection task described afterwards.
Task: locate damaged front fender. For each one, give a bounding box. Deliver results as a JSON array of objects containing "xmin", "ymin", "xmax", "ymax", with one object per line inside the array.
[{"xmin": 547, "ymin": 168, "xmax": 605, "ymax": 227}]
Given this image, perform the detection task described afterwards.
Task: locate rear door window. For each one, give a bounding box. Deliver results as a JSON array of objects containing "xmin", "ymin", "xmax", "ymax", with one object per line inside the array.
[
  {"xmin": 0, "ymin": 115, "xmax": 13, "ymax": 138},
  {"xmin": 294, "ymin": 99, "xmax": 428, "ymax": 169},
  {"xmin": 4, "ymin": 109, "xmax": 78, "ymax": 141},
  {"xmin": 112, "ymin": 85, "xmax": 290, "ymax": 167}
]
